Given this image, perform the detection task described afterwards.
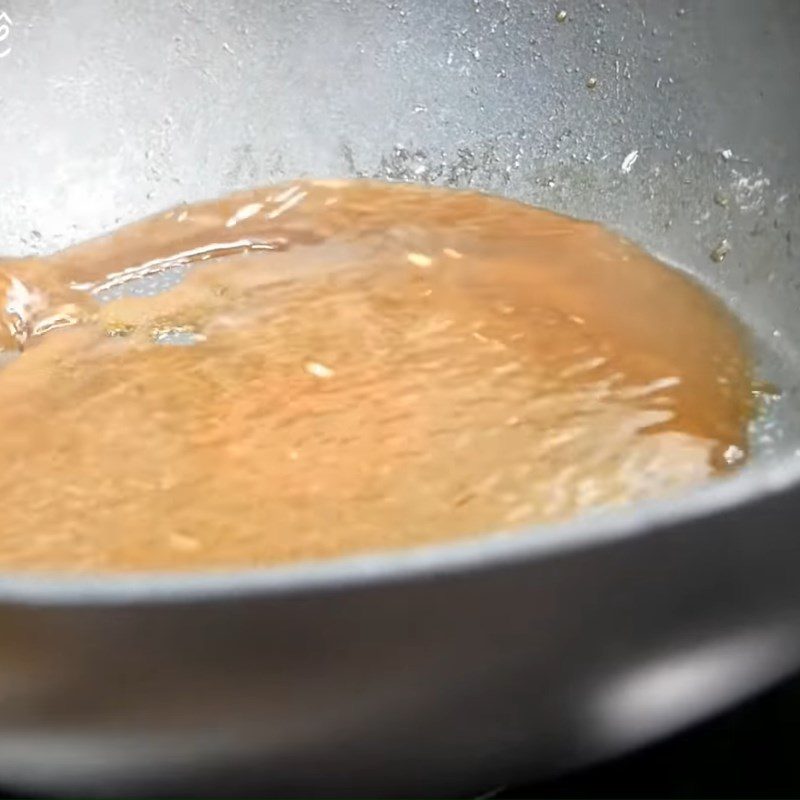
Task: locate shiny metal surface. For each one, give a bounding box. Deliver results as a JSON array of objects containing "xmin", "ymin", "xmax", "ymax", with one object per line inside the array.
[{"xmin": 0, "ymin": 0, "xmax": 799, "ymax": 795}]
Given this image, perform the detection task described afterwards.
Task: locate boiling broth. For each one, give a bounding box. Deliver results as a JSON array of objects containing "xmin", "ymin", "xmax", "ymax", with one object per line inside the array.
[{"xmin": 0, "ymin": 181, "xmax": 753, "ymax": 572}]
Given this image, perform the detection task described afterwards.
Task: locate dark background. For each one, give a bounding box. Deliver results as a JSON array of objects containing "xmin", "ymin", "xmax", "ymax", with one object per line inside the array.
[{"xmin": 499, "ymin": 672, "xmax": 800, "ymax": 799}]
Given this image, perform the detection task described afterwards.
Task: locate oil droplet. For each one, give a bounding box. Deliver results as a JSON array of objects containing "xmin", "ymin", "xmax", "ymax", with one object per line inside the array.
[
  {"xmin": 443, "ymin": 248, "xmax": 463, "ymax": 259},
  {"xmin": 711, "ymin": 240, "xmax": 731, "ymax": 263},
  {"xmin": 305, "ymin": 361, "xmax": 336, "ymax": 379},
  {"xmin": 723, "ymin": 445, "xmax": 745, "ymax": 465},
  {"xmin": 713, "ymin": 191, "xmax": 730, "ymax": 208},
  {"xmin": 407, "ymin": 252, "xmax": 434, "ymax": 268}
]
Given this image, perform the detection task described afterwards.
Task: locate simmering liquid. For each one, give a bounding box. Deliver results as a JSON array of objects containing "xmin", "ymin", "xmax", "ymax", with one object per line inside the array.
[{"xmin": 0, "ymin": 181, "xmax": 753, "ymax": 572}]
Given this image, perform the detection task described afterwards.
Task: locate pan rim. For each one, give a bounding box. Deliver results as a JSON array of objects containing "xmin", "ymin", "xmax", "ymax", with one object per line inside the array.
[{"xmin": 0, "ymin": 454, "xmax": 797, "ymax": 606}]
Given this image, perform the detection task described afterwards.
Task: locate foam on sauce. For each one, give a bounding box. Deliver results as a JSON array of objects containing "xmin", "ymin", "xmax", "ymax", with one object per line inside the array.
[{"xmin": 0, "ymin": 180, "xmax": 754, "ymax": 572}]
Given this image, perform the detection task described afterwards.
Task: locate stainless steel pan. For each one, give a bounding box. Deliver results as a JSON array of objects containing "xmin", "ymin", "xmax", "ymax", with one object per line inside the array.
[{"xmin": 0, "ymin": 1, "xmax": 799, "ymax": 795}]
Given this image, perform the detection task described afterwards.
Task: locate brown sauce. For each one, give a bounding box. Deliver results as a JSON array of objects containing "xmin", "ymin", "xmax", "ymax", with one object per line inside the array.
[{"xmin": 0, "ymin": 181, "xmax": 753, "ymax": 572}]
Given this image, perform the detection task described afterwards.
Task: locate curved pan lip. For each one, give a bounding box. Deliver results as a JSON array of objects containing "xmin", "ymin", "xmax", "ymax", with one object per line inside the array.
[{"xmin": 0, "ymin": 453, "xmax": 798, "ymax": 607}]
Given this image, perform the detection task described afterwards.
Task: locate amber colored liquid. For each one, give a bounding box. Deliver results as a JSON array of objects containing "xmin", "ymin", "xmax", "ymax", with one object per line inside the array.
[{"xmin": 0, "ymin": 181, "xmax": 753, "ymax": 572}]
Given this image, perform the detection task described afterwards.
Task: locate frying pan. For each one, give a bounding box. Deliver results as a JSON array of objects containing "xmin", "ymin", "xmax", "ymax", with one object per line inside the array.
[{"xmin": 0, "ymin": 0, "xmax": 799, "ymax": 796}]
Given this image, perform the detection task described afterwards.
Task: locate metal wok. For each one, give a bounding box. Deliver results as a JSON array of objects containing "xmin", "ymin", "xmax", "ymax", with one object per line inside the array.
[{"xmin": 0, "ymin": 0, "xmax": 799, "ymax": 795}]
